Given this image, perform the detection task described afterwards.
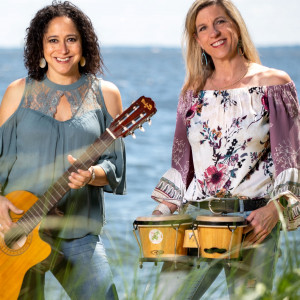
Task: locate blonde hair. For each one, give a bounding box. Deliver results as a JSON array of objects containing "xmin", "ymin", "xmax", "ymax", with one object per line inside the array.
[{"xmin": 182, "ymin": 0, "xmax": 261, "ymax": 95}]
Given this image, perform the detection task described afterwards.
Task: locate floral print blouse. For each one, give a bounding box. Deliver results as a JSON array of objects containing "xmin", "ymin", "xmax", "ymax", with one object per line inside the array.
[{"xmin": 152, "ymin": 82, "xmax": 300, "ymax": 230}]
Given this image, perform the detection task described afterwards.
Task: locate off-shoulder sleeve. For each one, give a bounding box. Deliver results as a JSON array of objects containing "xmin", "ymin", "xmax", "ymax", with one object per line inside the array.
[
  {"xmin": 96, "ymin": 80, "xmax": 126, "ymax": 195},
  {"xmin": 0, "ymin": 117, "xmax": 18, "ymax": 193},
  {"xmin": 97, "ymin": 137, "xmax": 126, "ymax": 195},
  {"xmin": 268, "ymin": 81, "xmax": 300, "ymax": 230},
  {"xmin": 151, "ymin": 91, "xmax": 194, "ymax": 213}
]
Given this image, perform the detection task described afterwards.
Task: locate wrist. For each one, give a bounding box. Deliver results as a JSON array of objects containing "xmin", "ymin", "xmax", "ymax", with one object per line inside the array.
[
  {"xmin": 88, "ymin": 166, "xmax": 96, "ymax": 184},
  {"xmin": 277, "ymin": 196, "xmax": 288, "ymax": 211},
  {"xmin": 154, "ymin": 203, "xmax": 172, "ymax": 215}
]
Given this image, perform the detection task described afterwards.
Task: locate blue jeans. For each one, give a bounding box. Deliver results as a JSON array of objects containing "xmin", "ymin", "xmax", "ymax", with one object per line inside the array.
[{"xmin": 18, "ymin": 234, "xmax": 118, "ymax": 300}]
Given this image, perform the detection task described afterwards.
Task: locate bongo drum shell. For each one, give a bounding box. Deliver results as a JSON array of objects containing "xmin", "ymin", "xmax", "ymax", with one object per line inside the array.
[
  {"xmin": 195, "ymin": 215, "xmax": 247, "ymax": 259},
  {"xmin": 183, "ymin": 230, "xmax": 199, "ymax": 248},
  {"xmin": 133, "ymin": 215, "xmax": 193, "ymax": 258}
]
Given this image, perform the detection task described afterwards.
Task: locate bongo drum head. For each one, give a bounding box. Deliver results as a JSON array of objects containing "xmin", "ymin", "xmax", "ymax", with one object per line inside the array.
[
  {"xmin": 195, "ymin": 215, "xmax": 247, "ymax": 227},
  {"xmin": 134, "ymin": 214, "xmax": 193, "ymax": 225}
]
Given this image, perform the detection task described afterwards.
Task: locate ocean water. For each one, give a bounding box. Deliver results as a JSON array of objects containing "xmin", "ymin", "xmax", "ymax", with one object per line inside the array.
[{"xmin": 0, "ymin": 46, "xmax": 299, "ymax": 299}]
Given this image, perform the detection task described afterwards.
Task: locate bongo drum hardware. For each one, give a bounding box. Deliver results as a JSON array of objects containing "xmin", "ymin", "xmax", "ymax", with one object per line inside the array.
[
  {"xmin": 194, "ymin": 215, "xmax": 248, "ymax": 259},
  {"xmin": 132, "ymin": 214, "xmax": 193, "ymax": 264},
  {"xmin": 183, "ymin": 229, "xmax": 199, "ymax": 248}
]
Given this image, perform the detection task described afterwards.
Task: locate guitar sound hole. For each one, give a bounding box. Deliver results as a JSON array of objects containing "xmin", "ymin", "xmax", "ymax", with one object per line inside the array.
[{"xmin": 4, "ymin": 228, "xmax": 27, "ymax": 250}]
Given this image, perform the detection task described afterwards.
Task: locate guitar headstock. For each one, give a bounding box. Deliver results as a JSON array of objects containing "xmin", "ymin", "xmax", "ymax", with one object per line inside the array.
[{"xmin": 109, "ymin": 96, "xmax": 157, "ymax": 139}]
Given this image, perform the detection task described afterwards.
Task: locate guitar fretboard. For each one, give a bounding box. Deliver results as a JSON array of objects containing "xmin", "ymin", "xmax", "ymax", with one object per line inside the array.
[{"xmin": 17, "ymin": 130, "xmax": 115, "ymax": 235}]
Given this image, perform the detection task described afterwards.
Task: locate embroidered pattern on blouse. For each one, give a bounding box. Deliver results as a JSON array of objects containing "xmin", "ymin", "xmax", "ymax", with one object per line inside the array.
[
  {"xmin": 172, "ymin": 138, "xmax": 189, "ymax": 173},
  {"xmin": 155, "ymin": 177, "xmax": 184, "ymax": 200},
  {"xmin": 186, "ymin": 88, "xmax": 272, "ymax": 199},
  {"xmin": 22, "ymin": 75, "xmax": 102, "ymax": 118},
  {"xmin": 273, "ymin": 140, "xmax": 300, "ymax": 171},
  {"xmin": 213, "ymin": 90, "xmax": 237, "ymax": 111}
]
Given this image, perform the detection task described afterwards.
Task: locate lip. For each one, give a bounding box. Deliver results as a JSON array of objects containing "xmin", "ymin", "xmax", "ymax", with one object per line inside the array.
[
  {"xmin": 211, "ymin": 39, "xmax": 226, "ymax": 48},
  {"xmin": 55, "ymin": 56, "xmax": 72, "ymax": 63}
]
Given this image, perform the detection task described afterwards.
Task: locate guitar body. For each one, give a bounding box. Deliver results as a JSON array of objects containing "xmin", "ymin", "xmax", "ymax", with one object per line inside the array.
[{"xmin": 0, "ymin": 191, "xmax": 52, "ymax": 300}]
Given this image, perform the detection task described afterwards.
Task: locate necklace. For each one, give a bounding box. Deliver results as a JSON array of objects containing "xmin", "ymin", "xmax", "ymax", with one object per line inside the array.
[{"xmin": 211, "ymin": 62, "xmax": 249, "ymax": 94}]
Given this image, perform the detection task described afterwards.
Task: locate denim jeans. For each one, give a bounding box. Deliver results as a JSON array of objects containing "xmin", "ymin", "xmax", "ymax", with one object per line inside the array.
[
  {"xmin": 18, "ymin": 234, "xmax": 118, "ymax": 300},
  {"xmin": 153, "ymin": 207, "xmax": 281, "ymax": 300}
]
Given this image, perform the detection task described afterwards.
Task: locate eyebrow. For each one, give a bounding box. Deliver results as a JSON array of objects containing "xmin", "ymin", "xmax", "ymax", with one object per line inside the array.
[
  {"xmin": 46, "ymin": 34, "xmax": 79, "ymax": 39},
  {"xmin": 196, "ymin": 16, "xmax": 226, "ymax": 29}
]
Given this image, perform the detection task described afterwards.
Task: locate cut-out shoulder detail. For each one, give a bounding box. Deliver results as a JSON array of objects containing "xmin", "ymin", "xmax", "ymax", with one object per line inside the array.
[
  {"xmin": 0, "ymin": 78, "xmax": 26, "ymax": 126},
  {"xmin": 101, "ymin": 80, "xmax": 122, "ymax": 118}
]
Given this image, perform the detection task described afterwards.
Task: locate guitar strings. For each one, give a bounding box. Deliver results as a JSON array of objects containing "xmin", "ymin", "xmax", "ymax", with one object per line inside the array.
[{"xmin": 4, "ymin": 133, "xmax": 113, "ymax": 247}]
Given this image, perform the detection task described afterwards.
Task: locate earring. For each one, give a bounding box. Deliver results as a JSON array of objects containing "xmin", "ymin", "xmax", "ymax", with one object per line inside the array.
[
  {"xmin": 80, "ymin": 57, "xmax": 86, "ymax": 67},
  {"xmin": 201, "ymin": 49, "xmax": 208, "ymax": 66},
  {"xmin": 237, "ymin": 39, "xmax": 244, "ymax": 56},
  {"xmin": 39, "ymin": 58, "xmax": 46, "ymax": 68}
]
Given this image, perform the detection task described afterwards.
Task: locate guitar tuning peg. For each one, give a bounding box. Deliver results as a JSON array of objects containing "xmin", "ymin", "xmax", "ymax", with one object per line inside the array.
[
  {"xmin": 147, "ymin": 118, "xmax": 152, "ymax": 126},
  {"xmin": 130, "ymin": 131, "xmax": 136, "ymax": 139},
  {"xmin": 139, "ymin": 125, "xmax": 145, "ymax": 132},
  {"xmin": 116, "ymin": 114, "xmax": 120, "ymax": 118}
]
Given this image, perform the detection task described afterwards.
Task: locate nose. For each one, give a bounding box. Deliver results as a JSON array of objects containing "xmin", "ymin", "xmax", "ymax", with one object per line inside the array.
[
  {"xmin": 210, "ymin": 25, "xmax": 220, "ymax": 37},
  {"xmin": 60, "ymin": 41, "xmax": 69, "ymax": 54}
]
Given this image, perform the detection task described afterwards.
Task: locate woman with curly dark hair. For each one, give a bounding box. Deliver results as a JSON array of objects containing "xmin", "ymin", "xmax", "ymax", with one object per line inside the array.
[{"xmin": 0, "ymin": 1, "xmax": 125, "ymax": 299}]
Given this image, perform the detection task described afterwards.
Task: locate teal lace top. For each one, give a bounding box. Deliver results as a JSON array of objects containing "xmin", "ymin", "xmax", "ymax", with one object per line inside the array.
[{"xmin": 0, "ymin": 75, "xmax": 126, "ymax": 238}]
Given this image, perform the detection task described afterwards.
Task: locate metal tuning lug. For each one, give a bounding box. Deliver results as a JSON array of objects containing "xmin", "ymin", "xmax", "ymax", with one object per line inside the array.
[
  {"xmin": 130, "ymin": 131, "xmax": 136, "ymax": 139},
  {"xmin": 139, "ymin": 125, "xmax": 145, "ymax": 132},
  {"xmin": 147, "ymin": 118, "xmax": 152, "ymax": 126}
]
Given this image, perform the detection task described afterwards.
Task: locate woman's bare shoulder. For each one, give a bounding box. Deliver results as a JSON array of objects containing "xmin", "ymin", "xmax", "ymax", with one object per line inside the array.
[
  {"xmin": 100, "ymin": 79, "xmax": 122, "ymax": 118},
  {"xmin": 249, "ymin": 63, "xmax": 292, "ymax": 87},
  {"xmin": 0, "ymin": 78, "xmax": 26, "ymax": 126}
]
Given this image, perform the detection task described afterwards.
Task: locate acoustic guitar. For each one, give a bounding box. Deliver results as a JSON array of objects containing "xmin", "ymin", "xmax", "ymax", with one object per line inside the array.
[{"xmin": 0, "ymin": 96, "xmax": 156, "ymax": 300}]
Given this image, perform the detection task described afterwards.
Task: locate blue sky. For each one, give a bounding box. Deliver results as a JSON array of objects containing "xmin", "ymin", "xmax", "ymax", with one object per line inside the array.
[{"xmin": 0, "ymin": 0, "xmax": 299, "ymax": 48}]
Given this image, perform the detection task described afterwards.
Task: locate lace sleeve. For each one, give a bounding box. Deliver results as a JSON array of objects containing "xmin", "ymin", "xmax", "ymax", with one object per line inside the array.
[
  {"xmin": 171, "ymin": 90, "xmax": 195, "ymax": 188},
  {"xmin": 268, "ymin": 81, "xmax": 300, "ymax": 230},
  {"xmin": 151, "ymin": 91, "xmax": 194, "ymax": 214}
]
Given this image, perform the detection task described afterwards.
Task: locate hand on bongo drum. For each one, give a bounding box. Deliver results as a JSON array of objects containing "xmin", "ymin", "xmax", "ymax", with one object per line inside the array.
[{"xmin": 243, "ymin": 202, "xmax": 280, "ymax": 246}]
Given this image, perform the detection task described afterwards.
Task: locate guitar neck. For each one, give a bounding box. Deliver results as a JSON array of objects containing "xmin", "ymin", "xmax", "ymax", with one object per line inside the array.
[
  {"xmin": 13, "ymin": 95, "xmax": 157, "ymax": 236},
  {"xmin": 18, "ymin": 130, "xmax": 115, "ymax": 234}
]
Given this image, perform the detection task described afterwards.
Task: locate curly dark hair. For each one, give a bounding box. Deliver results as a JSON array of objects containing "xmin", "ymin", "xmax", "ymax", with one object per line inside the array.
[{"xmin": 24, "ymin": 1, "xmax": 104, "ymax": 80}]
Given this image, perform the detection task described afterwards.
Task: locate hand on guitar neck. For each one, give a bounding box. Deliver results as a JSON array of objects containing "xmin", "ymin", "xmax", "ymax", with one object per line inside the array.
[{"xmin": 67, "ymin": 154, "xmax": 108, "ymax": 189}]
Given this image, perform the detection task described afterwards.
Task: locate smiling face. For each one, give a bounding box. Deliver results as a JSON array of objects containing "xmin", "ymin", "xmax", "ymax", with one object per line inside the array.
[
  {"xmin": 43, "ymin": 16, "xmax": 82, "ymax": 82},
  {"xmin": 195, "ymin": 4, "xmax": 239, "ymax": 63}
]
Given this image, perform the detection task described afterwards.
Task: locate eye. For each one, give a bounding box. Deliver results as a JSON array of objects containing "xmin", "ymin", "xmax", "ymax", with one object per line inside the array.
[
  {"xmin": 216, "ymin": 18, "xmax": 226, "ymax": 25},
  {"xmin": 48, "ymin": 38, "xmax": 58, "ymax": 43},
  {"xmin": 67, "ymin": 37, "xmax": 77, "ymax": 42},
  {"xmin": 198, "ymin": 26, "xmax": 207, "ymax": 33}
]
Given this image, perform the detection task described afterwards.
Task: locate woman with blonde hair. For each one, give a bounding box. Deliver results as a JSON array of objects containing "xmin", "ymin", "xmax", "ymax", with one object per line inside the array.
[{"xmin": 151, "ymin": 0, "xmax": 300, "ymax": 298}]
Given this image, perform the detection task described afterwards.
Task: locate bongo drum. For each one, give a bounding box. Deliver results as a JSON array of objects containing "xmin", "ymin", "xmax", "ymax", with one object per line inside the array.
[
  {"xmin": 133, "ymin": 214, "xmax": 193, "ymax": 260},
  {"xmin": 194, "ymin": 215, "xmax": 247, "ymax": 259}
]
